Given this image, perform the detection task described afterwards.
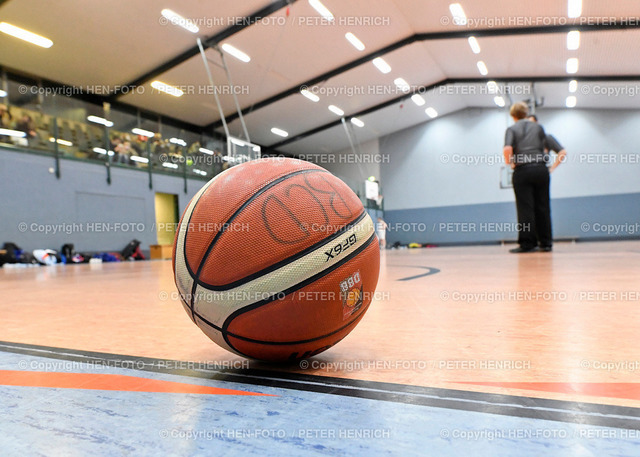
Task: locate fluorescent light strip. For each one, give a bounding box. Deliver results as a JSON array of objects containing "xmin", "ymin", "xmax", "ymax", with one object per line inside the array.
[
  {"xmin": 49, "ymin": 137, "xmax": 72, "ymax": 146},
  {"xmin": 372, "ymin": 57, "xmax": 391, "ymax": 74},
  {"xmin": 477, "ymin": 61, "xmax": 488, "ymax": 76},
  {"xmin": 271, "ymin": 127, "xmax": 288, "ymax": 137},
  {"xmin": 308, "ymin": 0, "xmax": 334, "ymax": 21},
  {"xmin": 130, "ymin": 155, "xmax": 149, "ymax": 163},
  {"xmin": 230, "ymin": 138, "xmax": 246, "ymax": 147},
  {"xmin": 252, "ymin": 146, "xmax": 261, "ymax": 152},
  {"xmin": 132, "ymin": 128, "xmax": 155, "ymax": 138},
  {"xmin": 566, "ymin": 96, "xmax": 577, "ymax": 108},
  {"xmin": 93, "ymin": 147, "xmax": 115, "ymax": 156},
  {"xmin": 345, "ymin": 32, "xmax": 365, "ymax": 51},
  {"xmin": 425, "ymin": 107, "xmax": 438, "ymax": 118},
  {"xmin": 568, "ymin": 0, "xmax": 582, "ymax": 18},
  {"xmin": 568, "ymin": 80, "xmax": 578, "ymax": 93},
  {"xmin": 494, "ymin": 96, "xmax": 506, "ymax": 107},
  {"xmin": 170, "ymin": 137, "xmax": 187, "ymax": 146},
  {"xmin": 87, "ymin": 115, "xmax": 113, "ymax": 127},
  {"xmin": 0, "ymin": 128, "xmax": 26, "ymax": 137},
  {"xmin": 199, "ymin": 147, "xmax": 214, "ymax": 155},
  {"xmin": 393, "ymin": 78, "xmax": 411, "ymax": 93},
  {"xmin": 487, "ymin": 81, "xmax": 499, "ymax": 94},
  {"xmin": 221, "ymin": 43, "xmax": 251, "ymax": 63},
  {"xmin": 328, "ymin": 105, "xmax": 344, "ymax": 116},
  {"xmin": 300, "ymin": 89, "xmax": 320, "ymax": 102},
  {"xmin": 350, "ymin": 117, "xmax": 364, "ymax": 128},
  {"xmin": 566, "ymin": 58, "xmax": 579, "ymax": 74},
  {"xmin": 411, "ymin": 94, "xmax": 426, "ymax": 106},
  {"xmin": 193, "ymin": 169, "xmax": 207, "ymax": 176},
  {"xmin": 0, "ymin": 89, "xmax": 7, "ymax": 97},
  {"xmin": 162, "ymin": 162, "xmax": 179, "ymax": 169},
  {"xmin": 160, "ymin": 9, "xmax": 199, "ymax": 33},
  {"xmin": 449, "ymin": 3, "xmax": 467, "ymax": 25},
  {"xmin": 567, "ymin": 31, "xmax": 580, "ymax": 50},
  {"xmin": 150, "ymin": 80, "xmax": 183, "ymax": 97},
  {"xmin": 468, "ymin": 36, "xmax": 481, "ymax": 54},
  {"xmin": 0, "ymin": 22, "xmax": 53, "ymax": 48}
]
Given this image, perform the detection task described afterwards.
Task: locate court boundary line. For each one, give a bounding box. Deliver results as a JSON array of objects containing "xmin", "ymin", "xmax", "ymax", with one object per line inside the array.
[{"xmin": 2, "ymin": 340, "xmax": 640, "ymax": 431}]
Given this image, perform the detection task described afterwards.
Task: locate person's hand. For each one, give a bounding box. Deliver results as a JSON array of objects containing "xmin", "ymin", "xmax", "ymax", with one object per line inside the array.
[{"xmin": 510, "ymin": 163, "xmax": 515, "ymax": 170}]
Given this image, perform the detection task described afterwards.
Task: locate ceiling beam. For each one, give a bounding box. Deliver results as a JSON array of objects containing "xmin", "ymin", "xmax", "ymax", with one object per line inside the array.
[
  {"xmin": 206, "ymin": 21, "xmax": 640, "ymax": 130},
  {"xmin": 269, "ymin": 74, "xmax": 640, "ymax": 148},
  {"xmin": 109, "ymin": 0, "xmax": 295, "ymax": 100}
]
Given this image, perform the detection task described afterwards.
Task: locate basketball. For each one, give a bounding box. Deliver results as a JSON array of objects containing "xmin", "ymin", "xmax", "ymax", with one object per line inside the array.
[{"xmin": 172, "ymin": 157, "xmax": 380, "ymax": 362}]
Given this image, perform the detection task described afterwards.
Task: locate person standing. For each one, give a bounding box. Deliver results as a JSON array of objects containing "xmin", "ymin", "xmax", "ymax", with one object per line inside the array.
[
  {"xmin": 528, "ymin": 114, "xmax": 567, "ymax": 173},
  {"xmin": 503, "ymin": 103, "xmax": 552, "ymax": 253}
]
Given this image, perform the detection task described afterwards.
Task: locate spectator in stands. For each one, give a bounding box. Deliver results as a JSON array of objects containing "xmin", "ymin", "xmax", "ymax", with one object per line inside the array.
[
  {"xmin": 0, "ymin": 104, "xmax": 11, "ymax": 128},
  {"xmin": 15, "ymin": 114, "xmax": 38, "ymax": 144},
  {"xmin": 16, "ymin": 114, "xmax": 36, "ymax": 136},
  {"xmin": 115, "ymin": 139, "xmax": 132, "ymax": 164}
]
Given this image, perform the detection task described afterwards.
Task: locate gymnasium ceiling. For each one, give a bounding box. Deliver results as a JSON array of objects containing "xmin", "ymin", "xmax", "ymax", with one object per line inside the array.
[{"xmin": 1, "ymin": 0, "xmax": 639, "ymax": 155}]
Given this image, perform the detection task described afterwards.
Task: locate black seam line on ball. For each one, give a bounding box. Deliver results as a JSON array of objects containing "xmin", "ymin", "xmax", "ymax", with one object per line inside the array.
[
  {"xmin": 220, "ymin": 232, "xmax": 376, "ymax": 352},
  {"xmin": 195, "ymin": 210, "xmax": 367, "ymax": 291},
  {"xmin": 186, "ymin": 168, "xmax": 328, "ymax": 315},
  {"xmin": 184, "ymin": 167, "xmax": 327, "ymax": 280},
  {"xmin": 179, "ymin": 183, "xmax": 214, "ymax": 323},
  {"xmin": 194, "ymin": 299, "xmax": 370, "ymax": 346}
]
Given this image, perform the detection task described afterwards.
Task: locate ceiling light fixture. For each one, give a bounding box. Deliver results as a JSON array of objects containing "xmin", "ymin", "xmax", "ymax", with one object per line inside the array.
[
  {"xmin": 351, "ymin": 117, "xmax": 365, "ymax": 128},
  {"xmin": 271, "ymin": 127, "xmax": 289, "ymax": 137},
  {"xmin": 328, "ymin": 105, "xmax": 344, "ymax": 116},
  {"xmin": 300, "ymin": 89, "xmax": 320, "ymax": 102},
  {"xmin": 567, "ymin": 31, "xmax": 580, "ymax": 50},
  {"xmin": 566, "ymin": 58, "xmax": 579, "ymax": 74},
  {"xmin": 132, "ymin": 128, "xmax": 155, "ymax": 138},
  {"xmin": 345, "ymin": 32, "xmax": 365, "ymax": 51},
  {"xmin": 411, "ymin": 94, "xmax": 426, "ymax": 106},
  {"xmin": 220, "ymin": 43, "xmax": 251, "ymax": 63},
  {"xmin": 393, "ymin": 77, "xmax": 411, "ymax": 93},
  {"xmin": 150, "ymin": 80, "xmax": 183, "ymax": 97},
  {"xmin": 160, "ymin": 9, "xmax": 199, "ymax": 33},
  {"xmin": 372, "ymin": 57, "xmax": 391, "ymax": 74},
  {"xmin": 87, "ymin": 115, "xmax": 114, "ymax": 127},
  {"xmin": 568, "ymin": 0, "xmax": 582, "ymax": 18},
  {"xmin": 477, "ymin": 61, "xmax": 489, "ymax": 76},
  {"xmin": 568, "ymin": 80, "xmax": 578, "ymax": 93},
  {"xmin": 468, "ymin": 36, "xmax": 481, "ymax": 54},
  {"xmin": 449, "ymin": 3, "xmax": 468, "ymax": 26},
  {"xmin": 0, "ymin": 22, "xmax": 53, "ymax": 48}
]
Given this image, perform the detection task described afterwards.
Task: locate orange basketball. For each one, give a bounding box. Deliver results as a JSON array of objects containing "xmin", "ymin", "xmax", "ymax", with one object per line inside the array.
[{"xmin": 172, "ymin": 157, "xmax": 380, "ymax": 362}]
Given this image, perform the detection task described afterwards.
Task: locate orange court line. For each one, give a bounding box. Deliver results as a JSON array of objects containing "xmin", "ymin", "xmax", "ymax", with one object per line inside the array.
[
  {"xmin": 456, "ymin": 382, "xmax": 640, "ymax": 401},
  {"xmin": 0, "ymin": 370, "xmax": 274, "ymax": 396}
]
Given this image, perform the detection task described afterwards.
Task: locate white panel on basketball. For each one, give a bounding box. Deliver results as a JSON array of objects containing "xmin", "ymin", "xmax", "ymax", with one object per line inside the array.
[
  {"xmin": 194, "ymin": 314, "xmax": 239, "ymax": 355},
  {"xmin": 192, "ymin": 214, "xmax": 375, "ymax": 329}
]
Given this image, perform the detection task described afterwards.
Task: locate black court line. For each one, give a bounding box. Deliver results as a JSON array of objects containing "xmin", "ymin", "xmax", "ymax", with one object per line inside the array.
[
  {"xmin": 394, "ymin": 266, "xmax": 441, "ymax": 282},
  {"xmin": 1, "ymin": 341, "xmax": 640, "ymax": 431}
]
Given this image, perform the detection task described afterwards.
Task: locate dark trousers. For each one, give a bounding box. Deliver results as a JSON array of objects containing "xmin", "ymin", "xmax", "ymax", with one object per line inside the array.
[{"xmin": 512, "ymin": 165, "xmax": 552, "ymax": 249}]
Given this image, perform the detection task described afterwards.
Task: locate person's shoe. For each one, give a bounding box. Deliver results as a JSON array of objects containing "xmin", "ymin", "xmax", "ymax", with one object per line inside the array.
[
  {"xmin": 509, "ymin": 246, "xmax": 538, "ymax": 253},
  {"xmin": 539, "ymin": 246, "xmax": 552, "ymax": 252}
]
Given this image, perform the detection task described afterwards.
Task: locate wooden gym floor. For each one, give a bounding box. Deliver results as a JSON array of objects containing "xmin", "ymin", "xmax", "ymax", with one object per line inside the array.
[{"xmin": 2, "ymin": 241, "xmax": 640, "ymax": 455}]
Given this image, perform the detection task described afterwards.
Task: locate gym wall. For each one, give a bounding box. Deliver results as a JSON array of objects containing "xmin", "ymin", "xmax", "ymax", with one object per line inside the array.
[
  {"xmin": 378, "ymin": 107, "xmax": 640, "ymax": 245},
  {"xmin": 0, "ymin": 148, "xmax": 201, "ymax": 252}
]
